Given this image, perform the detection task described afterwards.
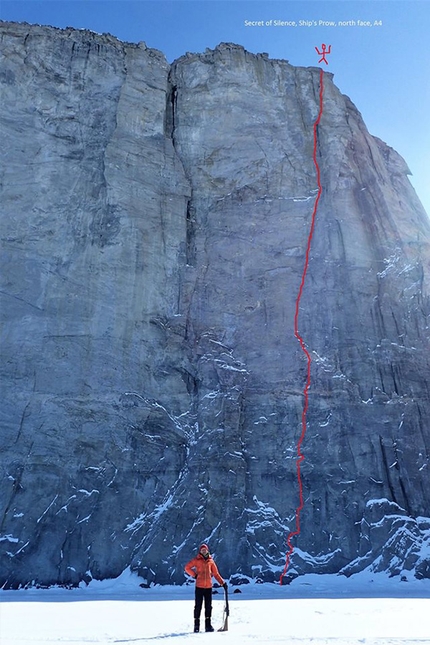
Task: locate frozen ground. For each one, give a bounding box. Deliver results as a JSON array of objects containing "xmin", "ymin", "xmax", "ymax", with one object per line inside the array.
[{"xmin": 1, "ymin": 570, "xmax": 429, "ymax": 645}]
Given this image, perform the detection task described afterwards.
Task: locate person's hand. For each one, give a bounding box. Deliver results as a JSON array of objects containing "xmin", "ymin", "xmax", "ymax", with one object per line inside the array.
[{"xmin": 223, "ymin": 582, "xmax": 228, "ymax": 590}]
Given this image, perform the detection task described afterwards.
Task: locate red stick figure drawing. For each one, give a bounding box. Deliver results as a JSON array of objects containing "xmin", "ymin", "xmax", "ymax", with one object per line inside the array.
[{"xmin": 315, "ymin": 43, "xmax": 331, "ymax": 65}]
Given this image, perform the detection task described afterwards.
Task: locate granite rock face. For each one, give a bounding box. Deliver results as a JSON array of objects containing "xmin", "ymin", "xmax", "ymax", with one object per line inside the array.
[{"xmin": 1, "ymin": 22, "xmax": 429, "ymax": 588}]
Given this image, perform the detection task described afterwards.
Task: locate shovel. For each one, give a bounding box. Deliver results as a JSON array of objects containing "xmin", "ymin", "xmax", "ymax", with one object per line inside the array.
[{"xmin": 218, "ymin": 585, "xmax": 229, "ymax": 631}]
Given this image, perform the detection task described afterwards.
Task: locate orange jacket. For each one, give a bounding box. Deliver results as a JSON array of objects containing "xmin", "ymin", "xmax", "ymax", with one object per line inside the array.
[{"xmin": 184, "ymin": 553, "xmax": 224, "ymax": 588}]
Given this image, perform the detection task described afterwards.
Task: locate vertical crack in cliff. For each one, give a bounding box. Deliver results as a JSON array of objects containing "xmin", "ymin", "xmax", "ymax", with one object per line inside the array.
[
  {"xmin": 165, "ymin": 72, "xmax": 177, "ymax": 143},
  {"xmin": 15, "ymin": 401, "xmax": 31, "ymax": 445},
  {"xmin": 167, "ymin": 67, "xmax": 196, "ymax": 271},
  {"xmin": 186, "ymin": 198, "xmax": 197, "ymax": 267},
  {"xmin": 171, "ymin": 84, "xmax": 177, "ymax": 141}
]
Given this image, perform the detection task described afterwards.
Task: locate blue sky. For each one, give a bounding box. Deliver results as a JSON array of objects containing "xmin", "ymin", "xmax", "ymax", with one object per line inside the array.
[{"xmin": 1, "ymin": 0, "xmax": 429, "ymax": 214}]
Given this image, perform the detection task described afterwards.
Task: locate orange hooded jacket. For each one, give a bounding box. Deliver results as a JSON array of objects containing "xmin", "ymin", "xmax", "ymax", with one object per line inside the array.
[{"xmin": 184, "ymin": 552, "xmax": 225, "ymax": 589}]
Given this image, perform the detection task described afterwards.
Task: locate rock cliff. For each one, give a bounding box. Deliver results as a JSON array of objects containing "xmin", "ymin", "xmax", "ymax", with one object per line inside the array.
[{"xmin": 1, "ymin": 21, "xmax": 429, "ymax": 588}]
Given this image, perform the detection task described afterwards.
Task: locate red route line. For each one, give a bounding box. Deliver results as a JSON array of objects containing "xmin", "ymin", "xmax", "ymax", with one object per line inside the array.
[{"xmin": 280, "ymin": 67, "xmax": 324, "ymax": 584}]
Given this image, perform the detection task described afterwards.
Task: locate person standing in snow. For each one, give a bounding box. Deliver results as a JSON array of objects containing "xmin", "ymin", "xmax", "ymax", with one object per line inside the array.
[{"xmin": 184, "ymin": 543, "xmax": 227, "ymax": 632}]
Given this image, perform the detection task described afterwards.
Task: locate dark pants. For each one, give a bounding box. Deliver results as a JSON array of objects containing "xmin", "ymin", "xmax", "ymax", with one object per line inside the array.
[{"xmin": 194, "ymin": 587, "xmax": 212, "ymax": 620}]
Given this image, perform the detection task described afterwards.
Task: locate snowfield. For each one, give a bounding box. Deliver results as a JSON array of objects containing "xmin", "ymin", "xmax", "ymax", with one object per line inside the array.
[{"xmin": 1, "ymin": 570, "xmax": 429, "ymax": 645}]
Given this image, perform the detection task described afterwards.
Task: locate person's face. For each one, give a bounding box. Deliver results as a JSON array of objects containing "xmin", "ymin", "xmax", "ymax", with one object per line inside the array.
[{"xmin": 200, "ymin": 547, "xmax": 208, "ymax": 555}]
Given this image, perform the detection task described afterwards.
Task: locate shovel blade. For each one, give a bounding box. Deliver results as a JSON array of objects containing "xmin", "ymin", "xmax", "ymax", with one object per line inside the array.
[{"xmin": 218, "ymin": 616, "xmax": 228, "ymax": 632}]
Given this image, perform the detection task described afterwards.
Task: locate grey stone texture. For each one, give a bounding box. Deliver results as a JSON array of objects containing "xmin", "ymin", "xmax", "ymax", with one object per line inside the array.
[{"xmin": 0, "ymin": 22, "xmax": 429, "ymax": 588}]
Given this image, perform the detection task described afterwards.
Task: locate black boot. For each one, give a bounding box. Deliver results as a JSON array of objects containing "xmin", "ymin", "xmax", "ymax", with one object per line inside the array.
[
  {"xmin": 205, "ymin": 617, "xmax": 214, "ymax": 632},
  {"xmin": 194, "ymin": 619, "xmax": 200, "ymax": 633}
]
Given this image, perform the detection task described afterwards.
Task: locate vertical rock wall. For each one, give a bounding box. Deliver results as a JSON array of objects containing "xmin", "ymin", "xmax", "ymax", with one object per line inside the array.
[{"xmin": 0, "ymin": 24, "xmax": 429, "ymax": 588}]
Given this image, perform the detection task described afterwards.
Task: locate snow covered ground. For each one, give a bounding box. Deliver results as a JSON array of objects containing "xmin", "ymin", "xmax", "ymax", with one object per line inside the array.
[{"xmin": 1, "ymin": 570, "xmax": 429, "ymax": 645}]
